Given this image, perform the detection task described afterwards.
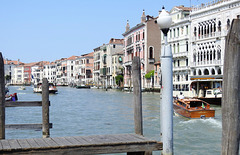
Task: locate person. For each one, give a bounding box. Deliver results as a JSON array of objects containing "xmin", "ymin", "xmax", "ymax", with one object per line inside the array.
[{"xmin": 179, "ymin": 92, "xmax": 184, "ymax": 99}]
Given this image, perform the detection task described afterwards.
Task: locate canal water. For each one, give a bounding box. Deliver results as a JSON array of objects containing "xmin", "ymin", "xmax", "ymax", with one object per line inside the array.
[{"xmin": 6, "ymin": 86, "xmax": 222, "ymax": 155}]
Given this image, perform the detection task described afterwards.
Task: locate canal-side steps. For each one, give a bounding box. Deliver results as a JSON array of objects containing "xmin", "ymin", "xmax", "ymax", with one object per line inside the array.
[{"xmin": 0, "ymin": 134, "xmax": 162, "ymax": 154}]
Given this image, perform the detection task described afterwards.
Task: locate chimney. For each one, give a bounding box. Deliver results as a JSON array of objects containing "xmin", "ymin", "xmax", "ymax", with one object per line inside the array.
[
  {"xmin": 141, "ymin": 10, "xmax": 146, "ymax": 23},
  {"xmin": 17, "ymin": 59, "xmax": 20, "ymax": 65},
  {"xmin": 125, "ymin": 20, "xmax": 130, "ymax": 32}
]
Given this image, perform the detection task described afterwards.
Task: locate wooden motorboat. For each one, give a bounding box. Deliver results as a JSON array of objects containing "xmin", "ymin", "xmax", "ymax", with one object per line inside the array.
[{"xmin": 173, "ymin": 98, "xmax": 215, "ymax": 119}]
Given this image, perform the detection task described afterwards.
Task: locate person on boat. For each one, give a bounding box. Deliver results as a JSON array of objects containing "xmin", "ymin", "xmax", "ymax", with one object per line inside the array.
[{"xmin": 179, "ymin": 92, "xmax": 185, "ymax": 99}]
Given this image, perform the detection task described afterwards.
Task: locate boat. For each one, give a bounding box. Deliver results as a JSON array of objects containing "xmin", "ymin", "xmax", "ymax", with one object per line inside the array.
[
  {"xmin": 5, "ymin": 93, "xmax": 18, "ymax": 101},
  {"xmin": 173, "ymin": 98, "xmax": 215, "ymax": 119},
  {"xmin": 18, "ymin": 86, "xmax": 26, "ymax": 90},
  {"xmin": 33, "ymin": 83, "xmax": 58, "ymax": 94},
  {"xmin": 173, "ymin": 80, "xmax": 222, "ymax": 105},
  {"xmin": 197, "ymin": 88, "xmax": 222, "ymax": 105},
  {"xmin": 76, "ymin": 85, "xmax": 90, "ymax": 89}
]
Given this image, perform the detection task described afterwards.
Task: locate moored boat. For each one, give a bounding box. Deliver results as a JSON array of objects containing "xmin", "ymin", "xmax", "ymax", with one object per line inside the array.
[
  {"xmin": 173, "ymin": 98, "xmax": 215, "ymax": 119},
  {"xmin": 5, "ymin": 93, "xmax": 18, "ymax": 101},
  {"xmin": 76, "ymin": 85, "xmax": 90, "ymax": 89}
]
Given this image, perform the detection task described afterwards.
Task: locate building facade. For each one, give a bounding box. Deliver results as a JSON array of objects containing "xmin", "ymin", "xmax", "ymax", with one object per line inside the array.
[{"xmin": 122, "ymin": 10, "xmax": 161, "ymax": 89}]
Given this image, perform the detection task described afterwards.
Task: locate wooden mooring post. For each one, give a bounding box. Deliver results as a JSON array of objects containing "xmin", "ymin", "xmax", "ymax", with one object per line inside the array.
[
  {"xmin": 42, "ymin": 78, "xmax": 50, "ymax": 138},
  {"xmin": 132, "ymin": 56, "xmax": 143, "ymax": 135},
  {"xmin": 0, "ymin": 52, "xmax": 5, "ymax": 139},
  {"xmin": 222, "ymin": 18, "xmax": 240, "ymax": 154},
  {"xmin": 129, "ymin": 57, "xmax": 152, "ymax": 155}
]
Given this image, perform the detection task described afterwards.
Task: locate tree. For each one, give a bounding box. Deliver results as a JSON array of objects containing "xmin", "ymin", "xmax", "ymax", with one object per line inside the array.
[
  {"xmin": 145, "ymin": 70, "xmax": 154, "ymax": 79},
  {"xmin": 145, "ymin": 70, "xmax": 154, "ymax": 88},
  {"xmin": 5, "ymin": 75, "xmax": 11, "ymax": 83},
  {"xmin": 115, "ymin": 75, "xmax": 123, "ymax": 87}
]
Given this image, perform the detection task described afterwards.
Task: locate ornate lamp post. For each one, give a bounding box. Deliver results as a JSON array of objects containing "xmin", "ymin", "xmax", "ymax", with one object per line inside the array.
[{"xmin": 157, "ymin": 7, "xmax": 173, "ymax": 155}]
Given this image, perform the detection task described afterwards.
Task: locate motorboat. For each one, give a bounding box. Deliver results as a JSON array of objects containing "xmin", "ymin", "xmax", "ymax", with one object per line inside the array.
[
  {"xmin": 173, "ymin": 98, "xmax": 215, "ymax": 119},
  {"xmin": 33, "ymin": 83, "xmax": 58, "ymax": 94}
]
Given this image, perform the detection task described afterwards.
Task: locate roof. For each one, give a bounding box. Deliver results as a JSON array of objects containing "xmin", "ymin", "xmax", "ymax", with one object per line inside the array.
[
  {"xmin": 174, "ymin": 5, "xmax": 192, "ymax": 11},
  {"xmin": 4, "ymin": 59, "xmax": 23, "ymax": 65},
  {"xmin": 81, "ymin": 52, "xmax": 94, "ymax": 58},
  {"xmin": 109, "ymin": 38, "xmax": 124, "ymax": 44},
  {"xmin": 66, "ymin": 55, "xmax": 80, "ymax": 60}
]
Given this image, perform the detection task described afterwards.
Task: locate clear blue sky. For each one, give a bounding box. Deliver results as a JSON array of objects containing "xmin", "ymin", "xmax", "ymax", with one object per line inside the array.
[{"xmin": 0, "ymin": 0, "xmax": 209, "ymax": 63}]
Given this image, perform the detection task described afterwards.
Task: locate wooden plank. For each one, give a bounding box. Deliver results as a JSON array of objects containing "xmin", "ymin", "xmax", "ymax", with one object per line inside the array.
[
  {"xmin": 51, "ymin": 137, "xmax": 73, "ymax": 146},
  {"xmin": 0, "ymin": 52, "xmax": 5, "ymax": 140},
  {"xmin": 17, "ymin": 139, "xmax": 31, "ymax": 149},
  {"xmin": 26, "ymin": 139, "xmax": 40, "ymax": 148},
  {"xmin": 222, "ymin": 18, "xmax": 240, "ymax": 155},
  {"xmin": 5, "ymin": 101, "xmax": 42, "ymax": 107},
  {"xmin": 33, "ymin": 138, "xmax": 49, "ymax": 148},
  {"xmin": 1, "ymin": 140, "xmax": 10, "ymax": 150},
  {"xmin": 6, "ymin": 123, "xmax": 53, "ymax": 130},
  {"xmin": 42, "ymin": 138, "xmax": 59, "ymax": 147},
  {"xmin": 8, "ymin": 139, "xmax": 21, "ymax": 149},
  {"xmin": 64, "ymin": 137, "xmax": 85, "ymax": 145}
]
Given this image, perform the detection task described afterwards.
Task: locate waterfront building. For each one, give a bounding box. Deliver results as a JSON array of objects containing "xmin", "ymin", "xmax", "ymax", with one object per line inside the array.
[
  {"xmin": 163, "ymin": 5, "xmax": 191, "ymax": 97},
  {"xmin": 43, "ymin": 62, "xmax": 57, "ymax": 84},
  {"xmin": 66, "ymin": 56, "xmax": 80, "ymax": 85},
  {"xmin": 31, "ymin": 61, "xmax": 49, "ymax": 84},
  {"xmin": 75, "ymin": 52, "xmax": 94, "ymax": 86},
  {"xmin": 122, "ymin": 10, "xmax": 161, "ymax": 89},
  {"xmin": 112, "ymin": 51, "xmax": 124, "ymax": 88},
  {"xmin": 188, "ymin": 0, "xmax": 240, "ymax": 97},
  {"xmin": 93, "ymin": 38, "xmax": 124, "ymax": 88},
  {"xmin": 12, "ymin": 65, "xmax": 24, "ymax": 85},
  {"xmin": 4, "ymin": 59, "xmax": 22, "ymax": 84}
]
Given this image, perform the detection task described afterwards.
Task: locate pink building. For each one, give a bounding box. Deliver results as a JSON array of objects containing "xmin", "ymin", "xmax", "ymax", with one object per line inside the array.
[{"xmin": 122, "ymin": 10, "xmax": 162, "ymax": 89}]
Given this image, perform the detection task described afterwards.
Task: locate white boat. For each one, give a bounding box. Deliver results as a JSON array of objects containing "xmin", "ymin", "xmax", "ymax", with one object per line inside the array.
[
  {"xmin": 33, "ymin": 83, "xmax": 58, "ymax": 94},
  {"xmin": 18, "ymin": 86, "xmax": 26, "ymax": 90}
]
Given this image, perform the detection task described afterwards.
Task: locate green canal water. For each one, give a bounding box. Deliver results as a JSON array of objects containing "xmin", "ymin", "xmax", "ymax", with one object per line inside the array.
[{"xmin": 6, "ymin": 86, "xmax": 222, "ymax": 155}]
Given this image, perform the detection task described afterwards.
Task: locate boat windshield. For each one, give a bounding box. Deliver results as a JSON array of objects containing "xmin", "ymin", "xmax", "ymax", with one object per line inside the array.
[{"xmin": 189, "ymin": 101, "xmax": 206, "ymax": 107}]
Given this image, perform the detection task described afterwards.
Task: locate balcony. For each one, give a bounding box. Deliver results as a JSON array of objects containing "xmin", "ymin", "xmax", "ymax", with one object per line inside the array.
[
  {"xmin": 190, "ymin": 59, "xmax": 222, "ymax": 67},
  {"xmin": 173, "ymin": 52, "xmax": 188, "ymax": 58},
  {"xmin": 173, "ymin": 66, "xmax": 190, "ymax": 72}
]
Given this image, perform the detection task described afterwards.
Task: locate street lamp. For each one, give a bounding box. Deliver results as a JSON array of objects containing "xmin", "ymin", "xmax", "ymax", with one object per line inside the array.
[{"xmin": 157, "ymin": 6, "xmax": 173, "ymax": 155}]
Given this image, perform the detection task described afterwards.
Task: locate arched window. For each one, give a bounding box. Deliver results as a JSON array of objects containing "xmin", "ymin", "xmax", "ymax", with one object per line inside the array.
[
  {"xmin": 218, "ymin": 68, "xmax": 222, "ymax": 75},
  {"xmin": 204, "ymin": 69, "xmax": 209, "ymax": 75},
  {"xmin": 211, "ymin": 69, "xmax": 215, "ymax": 75},
  {"xmin": 193, "ymin": 70, "xmax": 196, "ymax": 75},
  {"xmin": 218, "ymin": 21, "xmax": 221, "ymax": 32},
  {"xmin": 217, "ymin": 46, "xmax": 221, "ymax": 60},
  {"xmin": 210, "ymin": 50, "xmax": 212, "ymax": 60},
  {"xmin": 193, "ymin": 54, "xmax": 196, "ymax": 62},
  {"xmin": 149, "ymin": 47, "xmax": 153, "ymax": 59},
  {"xmin": 177, "ymin": 43, "xmax": 180, "ymax": 53},
  {"xmin": 177, "ymin": 75, "xmax": 180, "ymax": 81},
  {"xmin": 198, "ymin": 69, "xmax": 202, "ymax": 75},
  {"xmin": 227, "ymin": 19, "xmax": 231, "ymax": 30}
]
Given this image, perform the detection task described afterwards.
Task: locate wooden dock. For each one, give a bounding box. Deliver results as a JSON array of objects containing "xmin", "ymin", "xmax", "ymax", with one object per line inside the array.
[{"xmin": 0, "ymin": 134, "xmax": 162, "ymax": 154}]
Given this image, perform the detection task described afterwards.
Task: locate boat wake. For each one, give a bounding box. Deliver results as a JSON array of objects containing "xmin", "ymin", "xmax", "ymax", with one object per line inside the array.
[{"xmin": 179, "ymin": 118, "xmax": 222, "ymax": 128}]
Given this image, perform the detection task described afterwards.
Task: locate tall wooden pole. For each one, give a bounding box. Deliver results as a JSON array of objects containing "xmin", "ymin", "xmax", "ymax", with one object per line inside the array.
[
  {"xmin": 222, "ymin": 19, "xmax": 240, "ymax": 155},
  {"xmin": 42, "ymin": 78, "xmax": 50, "ymax": 138},
  {"xmin": 132, "ymin": 57, "xmax": 143, "ymax": 135},
  {"xmin": 0, "ymin": 52, "xmax": 5, "ymax": 139}
]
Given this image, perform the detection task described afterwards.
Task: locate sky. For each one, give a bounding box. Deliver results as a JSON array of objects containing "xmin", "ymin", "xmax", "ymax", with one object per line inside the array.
[{"xmin": 0, "ymin": 0, "xmax": 210, "ymax": 63}]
